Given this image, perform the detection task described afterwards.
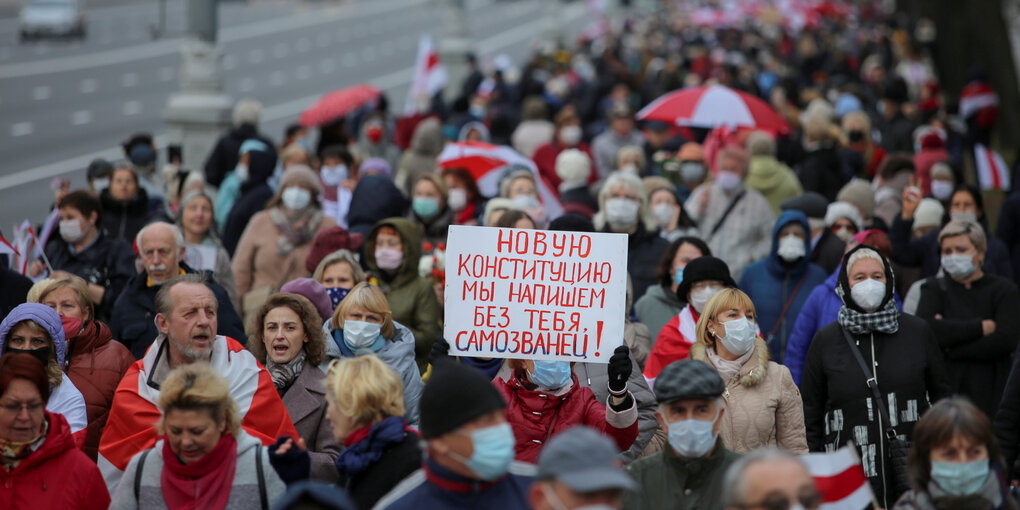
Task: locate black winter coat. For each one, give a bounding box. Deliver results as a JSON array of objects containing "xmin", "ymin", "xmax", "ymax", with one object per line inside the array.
[
  {"xmin": 811, "ymin": 228, "xmax": 846, "ymax": 275},
  {"xmin": 44, "ymin": 231, "xmax": 136, "ymax": 321},
  {"xmin": 603, "ymin": 222, "xmax": 669, "ymax": 300},
  {"xmin": 109, "ymin": 263, "xmax": 247, "ymax": 358},
  {"xmin": 203, "ymin": 124, "xmax": 276, "ymax": 188},
  {"xmin": 994, "ymin": 355, "xmax": 1020, "ymax": 479},
  {"xmin": 889, "ymin": 216, "xmax": 1014, "ymax": 281},
  {"xmin": 0, "ymin": 267, "xmax": 32, "ymax": 322},
  {"xmin": 802, "ymin": 314, "xmax": 951, "ymax": 508},
  {"xmin": 340, "ymin": 433, "xmax": 422, "ymax": 510},
  {"xmin": 221, "ymin": 148, "xmax": 278, "ymax": 256},
  {"xmin": 347, "ymin": 175, "xmax": 409, "ymax": 236},
  {"xmin": 796, "ymin": 145, "xmax": 845, "ymax": 202},
  {"xmin": 996, "ymin": 194, "xmax": 1020, "ymax": 287},
  {"xmin": 98, "ymin": 188, "xmax": 154, "ymax": 242},
  {"xmin": 916, "ymin": 274, "xmax": 1020, "ymax": 418}
]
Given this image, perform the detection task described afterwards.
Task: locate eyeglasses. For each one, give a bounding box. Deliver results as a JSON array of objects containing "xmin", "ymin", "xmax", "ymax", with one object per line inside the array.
[
  {"xmin": 0, "ymin": 401, "xmax": 45, "ymax": 414},
  {"xmin": 741, "ymin": 492, "xmax": 823, "ymax": 510}
]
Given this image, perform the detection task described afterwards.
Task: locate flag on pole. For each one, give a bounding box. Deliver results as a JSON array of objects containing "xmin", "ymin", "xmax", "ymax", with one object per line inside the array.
[
  {"xmin": 0, "ymin": 235, "xmax": 16, "ymax": 263},
  {"xmin": 404, "ymin": 34, "xmax": 447, "ymax": 115},
  {"xmin": 35, "ymin": 209, "xmax": 59, "ymax": 260},
  {"xmin": 801, "ymin": 446, "xmax": 875, "ymax": 510},
  {"xmin": 12, "ymin": 220, "xmax": 34, "ymax": 276},
  {"xmin": 974, "ymin": 143, "xmax": 1011, "ymax": 191}
]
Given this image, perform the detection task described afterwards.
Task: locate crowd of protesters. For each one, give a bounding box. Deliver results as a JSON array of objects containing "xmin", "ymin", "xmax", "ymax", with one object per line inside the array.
[{"xmin": 4, "ymin": 0, "xmax": 1020, "ymax": 509}]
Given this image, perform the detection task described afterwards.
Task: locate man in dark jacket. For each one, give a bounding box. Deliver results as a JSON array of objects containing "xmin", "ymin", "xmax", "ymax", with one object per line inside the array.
[
  {"xmin": 624, "ymin": 359, "xmax": 741, "ymax": 510},
  {"xmin": 878, "ymin": 78, "xmax": 916, "ymax": 154},
  {"xmin": 529, "ymin": 426, "xmax": 636, "ymax": 510},
  {"xmin": 374, "ymin": 361, "xmax": 535, "ymax": 510},
  {"xmin": 781, "ymin": 192, "xmax": 844, "ymax": 274},
  {"xmin": 738, "ymin": 210, "xmax": 828, "ymax": 362},
  {"xmin": 203, "ymin": 99, "xmax": 276, "ymax": 188},
  {"xmin": 222, "ymin": 148, "xmax": 278, "ymax": 255},
  {"xmin": 98, "ymin": 165, "xmax": 155, "ymax": 241},
  {"xmin": 110, "ymin": 222, "xmax": 245, "ymax": 358},
  {"xmin": 36, "ymin": 191, "xmax": 136, "ymax": 322}
]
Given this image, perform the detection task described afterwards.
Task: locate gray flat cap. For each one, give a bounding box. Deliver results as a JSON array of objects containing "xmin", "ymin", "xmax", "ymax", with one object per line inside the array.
[{"xmin": 654, "ymin": 359, "xmax": 725, "ymax": 403}]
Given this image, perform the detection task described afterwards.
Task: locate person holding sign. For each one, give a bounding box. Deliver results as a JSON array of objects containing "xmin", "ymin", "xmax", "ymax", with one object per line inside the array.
[
  {"xmin": 321, "ymin": 283, "xmax": 423, "ymax": 426},
  {"xmin": 643, "ymin": 256, "xmax": 737, "ymax": 389},
  {"xmin": 494, "ymin": 345, "xmax": 639, "ymax": 464},
  {"xmin": 688, "ymin": 288, "xmax": 807, "ymax": 454}
]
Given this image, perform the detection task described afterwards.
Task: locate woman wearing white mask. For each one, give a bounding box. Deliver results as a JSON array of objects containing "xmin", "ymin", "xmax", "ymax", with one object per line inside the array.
[
  {"xmin": 644, "ymin": 256, "xmax": 736, "ymax": 389},
  {"xmin": 824, "ymin": 200, "xmax": 863, "ymax": 243},
  {"xmin": 802, "ymin": 244, "xmax": 951, "ymax": 508},
  {"xmin": 645, "ymin": 177, "xmax": 699, "ymax": 242},
  {"xmin": 500, "ymin": 169, "xmax": 548, "ymax": 229},
  {"xmin": 232, "ymin": 166, "xmax": 337, "ymax": 320},
  {"xmin": 321, "ymin": 283, "xmax": 422, "ymax": 426},
  {"xmin": 441, "ymin": 167, "xmax": 485, "ymax": 226},
  {"xmin": 533, "ymin": 105, "xmax": 595, "ymax": 191},
  {"xmin": 689, "ymin": 288, "xmax": 807, "ymax": 454},
  {"xmin": 915, "ymin": 221, "xmax": 1020, "ymax": 420},
  {"xmin": 594, "ymin": 172, "xmax": 670, "ymax": 299}
]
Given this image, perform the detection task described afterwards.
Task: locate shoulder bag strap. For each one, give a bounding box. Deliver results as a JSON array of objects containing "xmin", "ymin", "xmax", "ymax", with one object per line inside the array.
[
  {"xmin": 839, "ymin": 327, "xmax": 899, "ymax": 440},
  {"xmin": 134, "ymin": 449, "xmax": 152, "ymax": 502},
  {"xmin": 709, "ymin": 190, "xmax": 747, "ymax": 238},
  {"xmin": 256, "ymin": 445, "xmax": 269, "ymax": 510},
  {"xmin": 768, "ymin": 273, "xmax": 809, "ymax": 338}
]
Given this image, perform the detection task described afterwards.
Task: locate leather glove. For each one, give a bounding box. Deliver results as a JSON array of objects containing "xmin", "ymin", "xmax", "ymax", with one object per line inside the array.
[
  {"xmin": 607, "ymin": 345, "xmax": 632, "ymax": 394},
  {"xmin": 429, "ymin": 336, "xmax": 452, "ymax": 367}
]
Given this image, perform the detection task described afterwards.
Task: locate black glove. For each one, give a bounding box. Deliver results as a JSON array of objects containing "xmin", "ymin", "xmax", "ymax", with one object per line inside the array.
[
  {"xmin": 429, "ymin": 337, "xmax": 453, "ymax": 366},
  {"xmin": 267, "ymin": 436, "xmax": 310, "ymax": 486},
  {"xmin": 607, "ymin": 345, "xmax": 632, "ymax": 395}
]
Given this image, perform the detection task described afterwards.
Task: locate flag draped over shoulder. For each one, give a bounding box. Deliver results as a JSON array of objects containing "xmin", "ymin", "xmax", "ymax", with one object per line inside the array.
[{"xmin": 801, "ymin": 446, "xmax": 875, "ymax": 510}]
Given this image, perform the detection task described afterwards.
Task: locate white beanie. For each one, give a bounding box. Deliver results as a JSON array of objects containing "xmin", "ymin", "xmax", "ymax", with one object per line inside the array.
[
  {"xmin": 913, "ymin": 198, "xmax": 945, "ymax": 231},
  {"xmin": 555, "ymin": 149, "xmax": 591, "ymax": 184},
  {"xmin": 825, "ymin": 201, "xmax": 863, "ymax": 230}
]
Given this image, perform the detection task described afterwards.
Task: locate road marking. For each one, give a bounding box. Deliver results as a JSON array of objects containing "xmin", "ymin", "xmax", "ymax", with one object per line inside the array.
[
  {"xmin": 11, "ymin": 122, "xmax": 33, "ymax": 137},
  {"xmin": 159, "ymin": 66, "xmax": 175, "ymax": 82},
  {"xmin": 122, "ymin": 72, "xmax": 139, "ymax": 87},
  {"xmin": 273, "ymin": 42, "xmax": 289, "ymax": 58},
  {"xmin": 32, "ymin": 86, "xmax": 51, "ymax": 101},
  {"xmin": 248, "ymin": 49, "xmax": 264, "ymax": 64},
  {"xmin": 71, "ymin": 110, "xmax": 92, "ymax": 125},
  {"xmin": 79, "ymin": 78, "xmax": 97, "ymax": 94},
  {"xmin": 0, "ymin": 2, "xmax": 582, "ymax": 191},
  {"xmin": 122, "ymin": 100, "xmax": 142, "ymax": 116}
]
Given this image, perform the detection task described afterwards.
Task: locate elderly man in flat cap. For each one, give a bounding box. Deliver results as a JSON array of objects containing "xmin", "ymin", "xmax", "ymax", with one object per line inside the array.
[
  {"xmin": 530, "ymin": 426, "xmax": 636, "ymax": 510},
  {"xmin": 623, "ymin": 359, "xmax": 741, "ymax": 510}
]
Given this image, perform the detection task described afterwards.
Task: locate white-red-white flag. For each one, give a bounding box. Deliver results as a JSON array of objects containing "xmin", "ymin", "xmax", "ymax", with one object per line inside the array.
[
  {"xmin": 801, "ymin": 447, "xmax": 874, "ymax": 510},
  {"xmin": 404, "ymin": 34, "xmax": 447, "ymax": 115},
  {"xmin": 0, "ymin": 235, "xmax": 16, "ymax": 263},
  {"xmin": 974, "ymin": 143, "xmax": 1011, "ymax": 191},
  {"xmin": 12, "ymin": 220, "xmax": 35, "ymax": 276},
  {"xmin": 35, "ymin": 209, "xmax": 59, "ymax": 260}
]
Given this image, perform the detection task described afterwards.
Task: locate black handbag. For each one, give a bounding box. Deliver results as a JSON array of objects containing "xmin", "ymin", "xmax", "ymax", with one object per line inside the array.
[{"xmin": 840, "ymin": 327, "xmax": 913, "ymax": 500}]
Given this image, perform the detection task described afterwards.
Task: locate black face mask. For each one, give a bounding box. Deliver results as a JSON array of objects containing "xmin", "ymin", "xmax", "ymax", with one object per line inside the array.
[
  {"xmin": 5, "ymin": 346, "xmax": 52, "ymax": 368},
  {"xmin": 848, "ymin": 130, "xmax": 866, "ymax": 143}
]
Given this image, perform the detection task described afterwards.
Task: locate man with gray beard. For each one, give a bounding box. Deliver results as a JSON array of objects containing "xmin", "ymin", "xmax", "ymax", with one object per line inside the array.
[{"xmin": 109, "ymin": 222, "xmax": 245, "ymax": 358}]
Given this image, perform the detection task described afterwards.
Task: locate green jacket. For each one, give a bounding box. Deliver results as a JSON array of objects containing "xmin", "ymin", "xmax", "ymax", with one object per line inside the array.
[
  {"xmin": 745, "ymin": 155, "xmax": 802, "ymax": 217},
  {"xmin": 366, "ymin": 217, "xmax": 441, "ymax": 373},
  {"xmin": 624, "ymin": 439, "xmax": 741, "ymax": 510}
]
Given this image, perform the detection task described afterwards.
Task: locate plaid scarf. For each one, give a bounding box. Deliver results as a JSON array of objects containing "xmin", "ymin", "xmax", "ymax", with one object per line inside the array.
[{"xmin": 837, "ymin": 300, "xmax": 899, "ymax": 335}]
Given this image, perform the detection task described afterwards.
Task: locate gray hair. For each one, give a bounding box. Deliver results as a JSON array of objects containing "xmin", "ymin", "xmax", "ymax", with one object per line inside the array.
[
  {"xmin": 938, "ymin": 220, "xmax": 987, "ymax": 253},
  {"xmin": 154, "ymin": 273, "xmax": 216, "ymax": 317},
  {"xmin": 745, "ymin": 131, "xmax": 776, "ymax": 157},
  {"xmin": 232, "ymin": 98, "xmax": 262, "ymax": 127},
  {"xmin": 846, "ymin": 246, "xmax": 885, "ymax": 279},
  {"xmin": 313, "ymin": 249, "xmax": 366, "ymax": 285},
  {"xmin": 136, "ymin": 222, "xmax": 185, "ymax": 254},
  {"xmin": 594, "ymin": 172, "xmax": 655, "ymax": 231},
  {"xmin": 721, "ymin": 448, "xmax": 810, "ymax": 507}
]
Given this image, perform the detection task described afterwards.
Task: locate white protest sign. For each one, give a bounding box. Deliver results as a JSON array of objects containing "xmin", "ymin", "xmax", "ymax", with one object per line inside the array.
[{"xmin": 444, "ymin": 225, "xmax": 628, "ymax": 363}]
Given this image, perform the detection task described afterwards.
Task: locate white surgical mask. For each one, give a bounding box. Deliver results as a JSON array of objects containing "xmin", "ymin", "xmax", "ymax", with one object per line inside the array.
[
  {"xmin": 513, "ymin": 194, "xmax": 541, "ymax": 211},
  {"xmin": 834, "ymin": 227, "xmax": 853, "ymax": 242},
  {"xmin": 715, "ymin": 171, "xmax": 743, "ymax": 191},
  {"xmin": 718, "ymin": 317, "xmax": 756, "ymax": 356},
  {"xmin": 559, "ymin": 125, "xmax": 582, "ymax": 146},
  {"xmin": 281, "ymin": 186, "xmax": 312, "ymax": 211},
  {"xmin": 680, "ymin": 162, "xmax": 705, "ymax": 182},
  {"xmin": 621, "ymin": 163, "xmax": 640, "ymax": 174},
  {"xmin": 850, "ymin": 278, "xmax": 886, "ymax": 312},
  {"xmin": 651, "ymin": 203, "xmax": 677, "ymax": 228},
  {"xmin": 342, "ymin": 320, "xmax": 383, "ymax": 353},
  {"xmin": 689, "ymin": 286, "xmax": 723, "ymax": 313},
  {"xmin": 59, "ymin": 219, "xmax": 87, "ymax": 243},
  {"xmin": 776, "ymin": 234, "xmax": 806, "ymax": 262},
  {"xmin": 605, "ymin": 198, "xmax": 639, "ymax": 229},
  {"xmin": 942, "ymin": 253, "xmax": 977, "ymax": 279},
  {"xmin": 320, "ymin": 164, "xmax": 347, "ymax": 186},
  {"xmin": 235, "ymin": 163, "xmax": 249, "ymax": 182},
  {"xmin": 931, "ymin": 180, "xmax": 953, "ymax": 200},
  {"xmin": 951, "ymin": 211, "xmax": 978, "ymax": 224},
  {"xmin": 448, "ymin": 188, "xmax": 468, "ymax": 211}
]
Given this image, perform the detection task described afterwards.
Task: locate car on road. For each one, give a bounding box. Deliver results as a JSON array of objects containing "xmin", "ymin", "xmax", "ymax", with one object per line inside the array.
[{"xmin": 19, "ymin": 0, "xmax": 86, "ymax": 41}]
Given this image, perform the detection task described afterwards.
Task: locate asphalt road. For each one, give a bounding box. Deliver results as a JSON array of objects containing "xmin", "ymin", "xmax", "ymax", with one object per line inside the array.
[{"xmin": 0, "ymin": 0, "xmax": 586, "ymax": 229}]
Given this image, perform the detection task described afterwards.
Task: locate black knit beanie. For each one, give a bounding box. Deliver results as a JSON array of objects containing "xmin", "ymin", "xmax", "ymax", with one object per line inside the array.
[{"xmin": 420, "ymin": 360, "xmax": 506, "ymax": 439}]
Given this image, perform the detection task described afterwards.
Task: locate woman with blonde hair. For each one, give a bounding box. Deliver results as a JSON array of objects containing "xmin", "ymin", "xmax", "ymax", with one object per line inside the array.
[
  {"xmin": 247, "ymin": 293, "xmax": 341, "ymax": 481},
  {"xmin": 691, "ymin": 288, "xmax": 807, "ymax": 454},
  {"xmin": 29, "ymin": 274, "xmax": 134, "ymax": 460},
  {"xmin": 111, "ymin": 363, "xmax": 287, "ymax": 509},
  {"xmin": 312, "ymin": 249, "xmax": 366, "ymax": 309},
  {"xmin": 322, "ymin": 282, "xmax": 423, "ymax": 425}
]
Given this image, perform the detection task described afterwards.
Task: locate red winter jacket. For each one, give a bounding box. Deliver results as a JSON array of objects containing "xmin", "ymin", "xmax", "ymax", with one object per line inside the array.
[
  {"xmin": 0, "ymin": 412, "xmax": 110, "ymax": 510},
  {"xmin": 494, "ymin": 373, "xmax": 638, "ymax": 463}
]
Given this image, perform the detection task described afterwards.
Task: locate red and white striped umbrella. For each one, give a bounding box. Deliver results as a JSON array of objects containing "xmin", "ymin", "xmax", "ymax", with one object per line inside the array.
[
  {"xmin": 437, "ymin": 141, "xmax": 563, "ymax": 217},
  {"xmin": 637, "ymin": 85, "xmax": 789, "ymax": 134}
]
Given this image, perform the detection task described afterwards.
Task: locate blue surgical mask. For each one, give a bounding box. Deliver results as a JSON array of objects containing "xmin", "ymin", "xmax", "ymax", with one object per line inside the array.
[
  {"xmin": 718, "ymin": 317, "xmax": 756, "ymax": 356},
  {"xmin": 930, "ymin": 459, "xmax": 989, "ymax": 496},
  {"xmin": 450, "ymin": 423, "xmax": 515, "ymax": 480},
  {"xmin": 667, "ymin": 408, "xmax": 719, "ymax": 458},
  {"xmin": 412, "ymin": 197, "xmax": 441, "ymax": 218},
  {"xmin": 673, "ymin": 267, "xmax": 684, "ymax": 286},
  {"xmin": 530, "ymin": 360, "xmax": 572, "ymax": 389},
  {"xmin": 325, "ymin": 287, "xmax": 350, "ymax": 308},
  {"xmin": 342, "ymin": 320, "xmax": 384, "ymax": 354}
]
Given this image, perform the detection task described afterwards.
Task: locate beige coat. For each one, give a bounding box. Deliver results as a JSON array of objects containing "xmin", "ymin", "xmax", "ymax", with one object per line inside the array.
[
  {"xmin": 232, "ymin": 210, "xmax": 337, "ymax": 314},
  {"xmin": 690, "ymin": 338, "xmax": 808, "ymax": 454}
]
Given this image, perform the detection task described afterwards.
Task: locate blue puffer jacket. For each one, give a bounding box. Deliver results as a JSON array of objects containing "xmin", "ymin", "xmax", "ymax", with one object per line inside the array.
[
  {"xmin": 738, "ymin": 210, "xmax": 827, "ymax": 363},
  {"xmin": 784, "ymin": 268, "xmax": 904, "ymax": 385}
]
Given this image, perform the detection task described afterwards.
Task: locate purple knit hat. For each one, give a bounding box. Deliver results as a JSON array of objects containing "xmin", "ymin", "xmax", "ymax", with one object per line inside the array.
[
  {"xmin": 280, "ymin": 278, "xmax": 333, "ymax": 322},
  {"xmin": 0, "ymin": 303, "xmax": 66, "ymax": 367}
]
